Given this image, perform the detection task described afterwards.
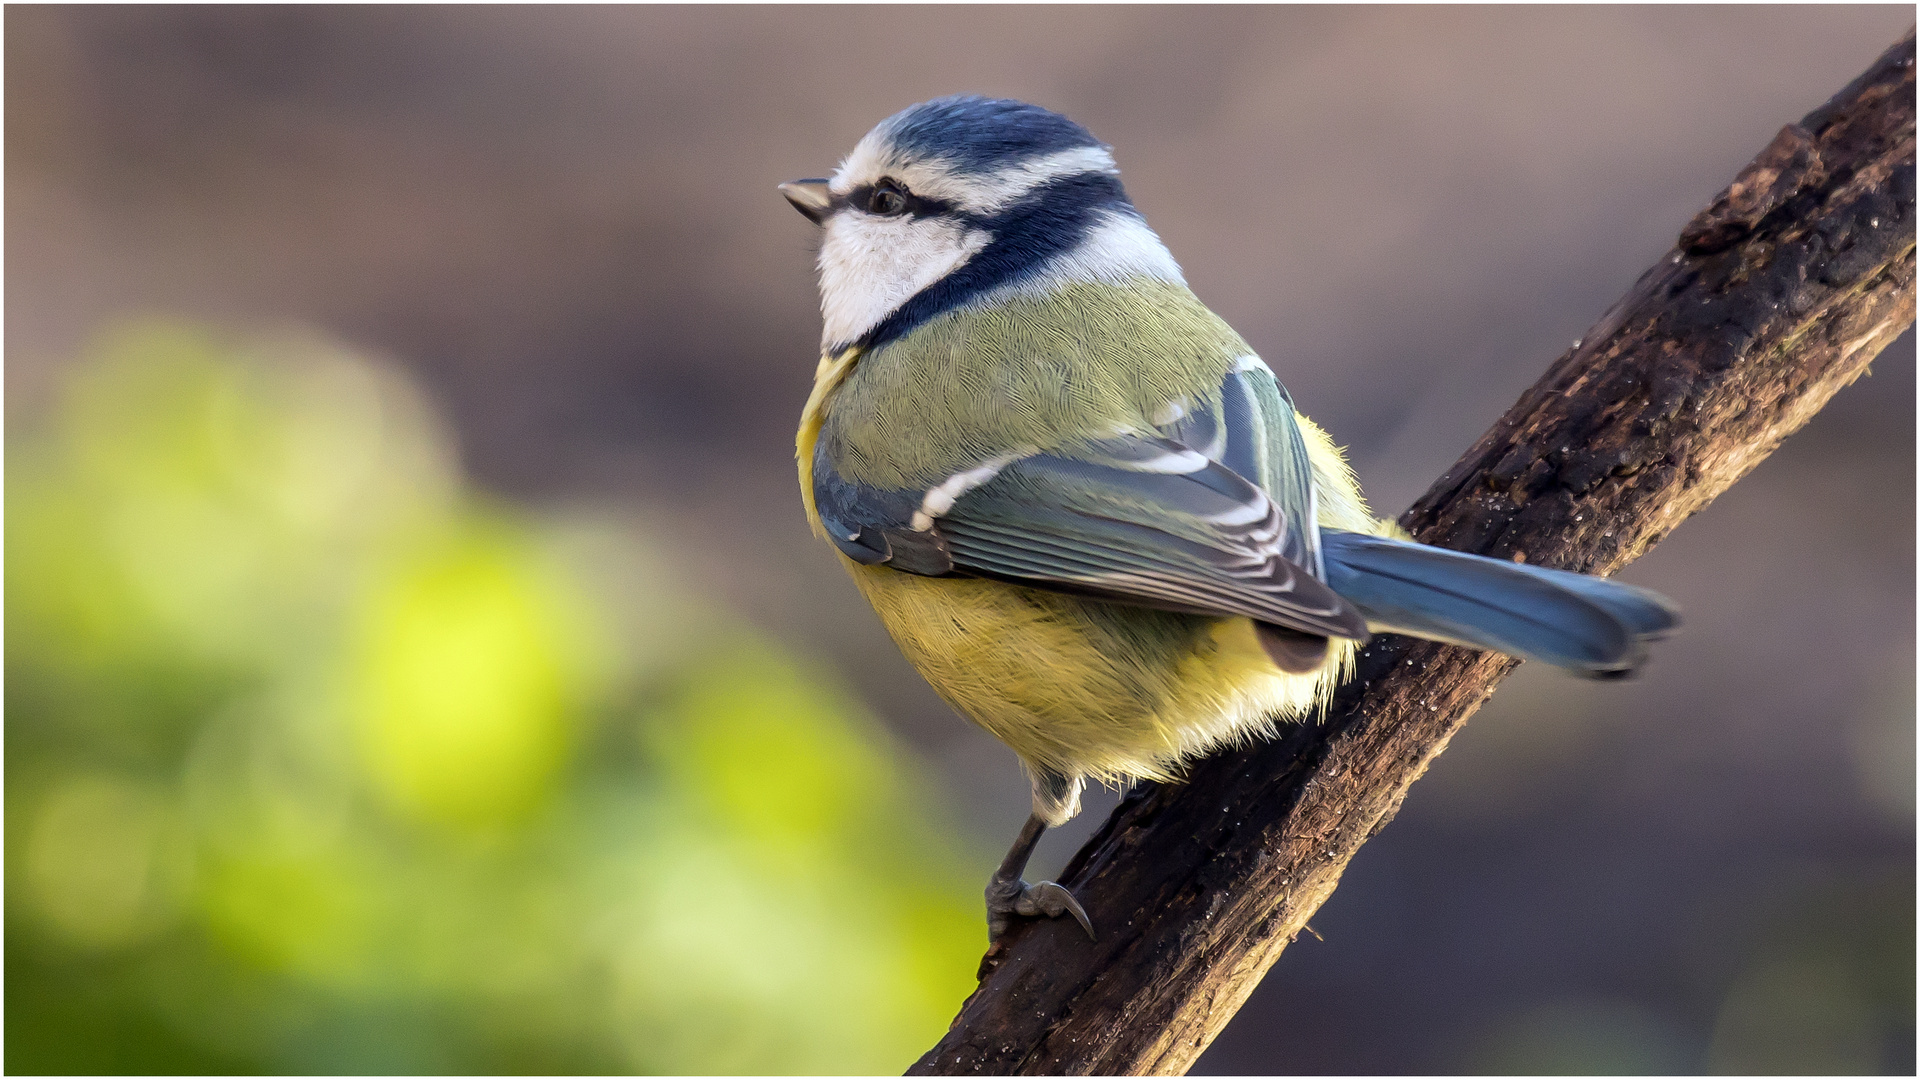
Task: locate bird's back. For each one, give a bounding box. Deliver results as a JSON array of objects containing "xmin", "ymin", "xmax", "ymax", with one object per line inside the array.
[{"xmin": 820, "ymin": 277, "xmax": 1249, "ymax": 492}]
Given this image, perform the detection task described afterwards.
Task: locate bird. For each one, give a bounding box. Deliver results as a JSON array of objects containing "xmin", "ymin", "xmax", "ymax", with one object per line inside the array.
[{"xmin": 781, "ymin": 95, "xmax": 1678, "ymax": 943}]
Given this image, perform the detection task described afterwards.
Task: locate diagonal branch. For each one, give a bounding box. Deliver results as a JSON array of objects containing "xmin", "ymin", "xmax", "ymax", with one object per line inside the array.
[{"xmin": 912, "ymin": 29, "xmax": 1915, "ymax": 1077}]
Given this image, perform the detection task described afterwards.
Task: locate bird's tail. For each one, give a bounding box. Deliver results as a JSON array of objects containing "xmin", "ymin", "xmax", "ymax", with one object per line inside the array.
[{"xmin": 1320, "ymin": 529, "xmax": 1679, "ymax": 679}]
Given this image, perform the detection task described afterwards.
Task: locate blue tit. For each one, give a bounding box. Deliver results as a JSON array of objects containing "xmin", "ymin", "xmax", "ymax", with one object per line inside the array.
[{"xmin": 781, "ymin": 95, "xmax": 1678, "ymax": 941}]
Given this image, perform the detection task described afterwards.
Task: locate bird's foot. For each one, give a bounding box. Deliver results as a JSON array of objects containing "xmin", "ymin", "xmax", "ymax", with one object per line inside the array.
[{"xmin": 985, "ymin": 876, "xmax": 1095, "ymax": 942}]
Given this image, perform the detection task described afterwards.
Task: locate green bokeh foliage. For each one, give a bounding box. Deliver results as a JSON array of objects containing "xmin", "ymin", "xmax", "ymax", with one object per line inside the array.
[{"xmin": 6, "ymin": 320, "xmax": 982, "ymax": 1073}]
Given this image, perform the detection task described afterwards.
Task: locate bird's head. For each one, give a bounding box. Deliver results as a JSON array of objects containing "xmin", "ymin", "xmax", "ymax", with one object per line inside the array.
[{"xmin": 782, "ymin": 95, "xmax": 1183, "ymax": 353}]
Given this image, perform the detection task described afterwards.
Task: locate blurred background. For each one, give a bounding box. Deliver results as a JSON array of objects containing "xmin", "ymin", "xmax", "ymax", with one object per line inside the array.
[{"xmin": 6, "ymin": 6, "xmax": 1912, "ymax": 1074}]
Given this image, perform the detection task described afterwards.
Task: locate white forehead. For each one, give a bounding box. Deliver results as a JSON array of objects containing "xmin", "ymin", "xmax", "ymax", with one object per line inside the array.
[{"xmin": 829, "ymin": 135, "xmax": 1119, "ymax": 216}]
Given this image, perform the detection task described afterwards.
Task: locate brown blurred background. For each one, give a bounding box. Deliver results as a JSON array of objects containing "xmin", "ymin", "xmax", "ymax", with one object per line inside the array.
[{"xmin": 8, "ymin": 5, "xmax": 1914, "ymax": 1073}]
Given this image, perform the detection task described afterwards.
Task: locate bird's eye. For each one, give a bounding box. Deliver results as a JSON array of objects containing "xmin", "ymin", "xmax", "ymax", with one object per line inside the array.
[{"xmin": 868, "ymin": 181, "xmax": 908, "ymax": 216}]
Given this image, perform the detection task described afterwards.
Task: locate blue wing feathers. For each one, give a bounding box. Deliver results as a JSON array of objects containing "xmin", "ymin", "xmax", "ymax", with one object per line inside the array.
[
  {"xmin": 942, "ymin": 460, "xmax": 1365, "ymax": 635},
  {"xmin": 811, "ymin": 428, "xmax": 1369, "ymax": 638},
  {"xmin": 813, "ymin": 439, "xmax": 952, "ymax": 572},
  {"xmin": 1173, "ymin": 362, "xmax": 1320, "ymax": 578},
  {"xmin": 1213, "ymin": 369, "xmax": 1265, "ymax": 485},
  {"xmin": 943, "ymin": 516, "xmax": 1318, "ymax": 623}
]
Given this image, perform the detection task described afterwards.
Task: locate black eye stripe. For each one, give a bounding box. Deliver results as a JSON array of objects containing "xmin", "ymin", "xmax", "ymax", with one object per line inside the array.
[{"xmin": 839, "ymin": 182, "xmax": 960, "ymax": 220}]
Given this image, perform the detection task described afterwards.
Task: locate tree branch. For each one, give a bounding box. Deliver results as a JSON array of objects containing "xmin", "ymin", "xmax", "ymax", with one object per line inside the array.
[{"xmin": 912, "ymin": 29, "xmax": 1915, "ymax": 1077}]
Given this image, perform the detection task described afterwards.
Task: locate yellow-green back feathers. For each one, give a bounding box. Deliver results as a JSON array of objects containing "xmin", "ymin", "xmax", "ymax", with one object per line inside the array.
[{"xmin": 823, "ymin": 279, "xmax": 1249, "ymax": 490}]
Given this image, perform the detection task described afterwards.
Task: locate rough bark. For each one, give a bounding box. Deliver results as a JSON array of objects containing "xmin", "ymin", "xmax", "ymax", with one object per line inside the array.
[{"xmin": 912, "ymin": 29, "xmax": 1915, "ymax": 1077}]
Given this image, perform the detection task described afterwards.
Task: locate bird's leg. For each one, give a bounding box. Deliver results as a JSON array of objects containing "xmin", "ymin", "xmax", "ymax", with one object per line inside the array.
[{"xmin": 984, "ymin": 813, "xmax": 1095, "ymax": 941}]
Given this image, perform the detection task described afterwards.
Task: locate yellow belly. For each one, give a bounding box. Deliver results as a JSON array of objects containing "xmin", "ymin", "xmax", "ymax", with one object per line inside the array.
[{"xmin": 846, "ymin": 561, "xmax": 1354, "ymax": 786}]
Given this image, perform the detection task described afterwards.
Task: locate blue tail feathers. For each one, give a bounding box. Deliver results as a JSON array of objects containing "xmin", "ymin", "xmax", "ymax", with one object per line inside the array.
[{"xmin": 1320, "ymin": 530, "xmax": 1679, "ymax": 678}]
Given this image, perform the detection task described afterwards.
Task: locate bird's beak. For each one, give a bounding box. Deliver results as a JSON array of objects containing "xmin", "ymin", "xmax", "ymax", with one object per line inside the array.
[{"xmin": 779, "ymin": 179, "xmax": 834, "ymax": 225}]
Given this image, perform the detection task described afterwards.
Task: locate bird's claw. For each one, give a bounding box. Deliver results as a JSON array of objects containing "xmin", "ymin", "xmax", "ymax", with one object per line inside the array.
[
  {"xmin": 986, "ymin": 877, "xmax": 1095, "ymax": 941},
  {"xmin": 1020, "ymin": 881, "xmax": 1096, "ymax": 940}
]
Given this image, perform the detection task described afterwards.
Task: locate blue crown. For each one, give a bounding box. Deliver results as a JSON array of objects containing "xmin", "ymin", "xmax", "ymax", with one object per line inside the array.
[{"xmin": 879, "ymin": 96, "xmax": 1105, "ymax": 175}]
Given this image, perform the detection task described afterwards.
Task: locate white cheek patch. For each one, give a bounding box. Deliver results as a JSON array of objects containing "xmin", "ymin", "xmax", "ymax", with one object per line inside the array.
[{"xmin": 817, "ymin": 215, "xmax": 991, "ymax": 348}]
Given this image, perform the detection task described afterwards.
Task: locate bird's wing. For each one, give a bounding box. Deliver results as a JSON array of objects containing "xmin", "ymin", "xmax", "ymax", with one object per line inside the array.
[
  {"xmin": 812, "ymin": 428, "xmax": 1367, "ymax": 639},
  {"xmin": 1156, "ymin": 355, "xmax": 1323, "ymax": 579}
]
